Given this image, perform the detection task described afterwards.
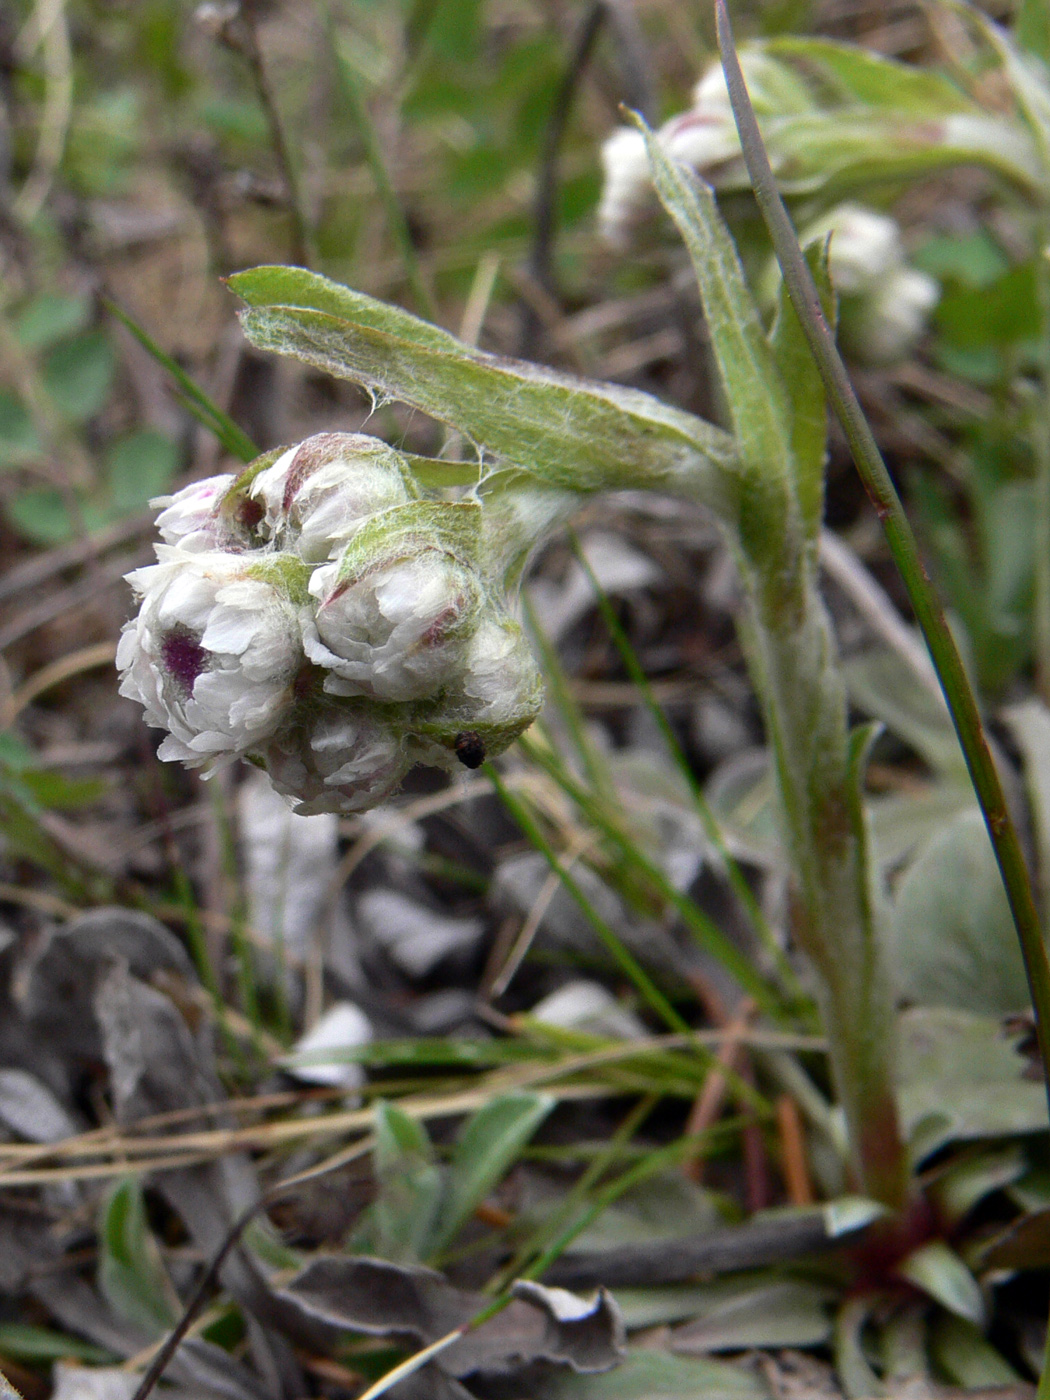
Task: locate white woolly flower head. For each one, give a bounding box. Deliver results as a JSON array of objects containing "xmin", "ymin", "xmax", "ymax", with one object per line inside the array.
[
  {"xmin": 597, "ymin": 127, "xmax": 653, "ymax": 247},
  {"xmin": 248, "ymin": 432, "xmax": 413, "ymax": 562},
  {"xmin": 794, "ymin": 203, "xmax": 939, "ymax": 363},
  {"xmin": 662, "ymin": 109, "xmax": 740, "ymax": 177},
  {"xmin": 850, "ymin": 264, "xmax": 940, "ymax": 363},
  {"xmin": 121, "ymin": 434, "xmax": 549, "ymax": 812},
  {"xmin": 409, "ymin": 613, "xmax": 545, "ymax": 767},
  {"xmin": 598, "ymin": 45, "xmax": 816, "ymax": 247},
  {"xmin": 806, "ymin": 204, "xmax": 904, "ymax": 295},
  {"xmin": 597, "ymin": 110, "xmax": 740, "ymax": 247},
  {"xmin": 254, "ymin": 706, "xmax": 412, "ymax": 816},
  {"xmin": 152, "ymin": 474, "xmax": 236, "ymax": 552},
  {"xmin": 117, "ymin": 548, "xmax": 306, "ymax": 766},
  {"xmin": 301, "ymin": 500, "xmax": 485, "ymax": 702}
]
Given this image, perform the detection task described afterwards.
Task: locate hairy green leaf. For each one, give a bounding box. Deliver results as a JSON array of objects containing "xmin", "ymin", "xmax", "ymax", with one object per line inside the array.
[
  {"xmin": 372, "ymin": 1101, "xmax": 444, "ymax": 1264},
  {"xmin": 637, "ymin": 123, "xmax": 792, "ymax": 476},
  {"xmin": 542, "ymin": 1349, "xmax": 767, "ymax": 1400},
  {"xmin": 770, "ymin": 242, "xmax": 832, "ymax": 543},
  {"xmin": 228, "ymin": 267, "xmax": 736, "ymax": 509},
  {"xmin": 97, "ymin": 1178, "xmax": 180, "ymax": 1336},
  {"xmin": 891, "ymin": 810, "xmax": 1030, "ymax": 1017},
  {"xmin": 765, "ymin": 36, "xmax": 974, "ymax": 114},
  {"xmin": 430, "ymin": 1092, "xmax": 553, "ymax": 1255}
]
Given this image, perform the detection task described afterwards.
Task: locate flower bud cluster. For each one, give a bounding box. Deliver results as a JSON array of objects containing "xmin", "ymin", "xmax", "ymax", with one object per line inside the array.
[
  {"xmin": 118, "ymin": 433, "xmax": 543, "ymax": 813},
  {"xmin": 800, "ymin": 204, "xmax": 939, "ymax": 363},
  {"xmin": 597, "ymin": 53, "xmax": 938, "ymax": 362},
  {"xmin": 597, "ymin": 51, "xmax": 810, "ymax": 245}
]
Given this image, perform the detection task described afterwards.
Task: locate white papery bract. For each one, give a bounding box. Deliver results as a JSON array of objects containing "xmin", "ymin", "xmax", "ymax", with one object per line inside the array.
[
  {"xmin": 152, "ymin": 474, "xmax": 236, "ymax": 552},
  {"xmin": 250, "ymin": 432, "xmax": 412, "ymax": 562},
  {"xmin": 117, "ymin": 548, "xmax": 303, "ymax": 765}
]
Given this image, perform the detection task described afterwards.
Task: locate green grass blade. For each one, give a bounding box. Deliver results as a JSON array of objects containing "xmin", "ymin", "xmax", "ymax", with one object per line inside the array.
[
  {"xmin": 105, "ymin": 300, "xmax": 258, "ymax": 463},
  {"xmin": 518, "ymin": 731, "xmax": 786, "ymax": 1019},
  {"xmin": 567, "ymin": 531, "xmax": 806, "ymax": 1009},
  {"xmin": 486, "ymin": 765, "xmax": 766, "ymax": 1115}
]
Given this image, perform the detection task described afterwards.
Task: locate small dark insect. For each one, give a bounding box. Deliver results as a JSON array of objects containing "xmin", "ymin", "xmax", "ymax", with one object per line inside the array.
[{"xmin": 453, "ymin": 730, "xmax": 486, "ymax": 769}]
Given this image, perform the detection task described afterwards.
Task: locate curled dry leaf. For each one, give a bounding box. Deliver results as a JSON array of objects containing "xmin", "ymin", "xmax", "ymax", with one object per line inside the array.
[{"xmin": 278, "ymin": 1255, "xmax": 626, "ymax": 1379}]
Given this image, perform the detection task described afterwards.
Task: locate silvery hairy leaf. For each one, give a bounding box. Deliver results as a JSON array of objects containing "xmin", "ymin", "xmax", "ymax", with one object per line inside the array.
[{"xmin": 278, "ymin": 1256, "xmax": 625, "ymax": 1378}]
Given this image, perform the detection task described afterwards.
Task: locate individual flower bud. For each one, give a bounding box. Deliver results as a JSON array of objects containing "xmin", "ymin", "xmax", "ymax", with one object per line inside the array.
[
  {"xmin": 249, "ymin": 432, "xmax": 412, "ymax": 562},
  {"xmin": 455, "ymin": 616, "xmax": 544, "ymax": 741},
  {"xmin": 597, "ymin": 114, "xmax": 741, "ymax": 247},
  {"xmin": 410, "ymin": 615, "xmax": 545, "ymax": 766},
  {"xmin": 301, "ymin": 501, "xmax": 484, "ymax": 703},
  {"xmin": 808, "ymin": 204, "xmax": 903, "ymax": 295},
  {"xmin": 848, "ymin": 264, "xmax": 939, "ymax": 363},
  {"xmin": 153, "ymin": 474, "xmax": 236, "ymax": 552},
  {"xmin": 117, "ymin": 548, "xmax": 305, "ymax": 765},
  {"xmin": 776, "ymin": 203, "xmax": 939, "ymax": 363},
  {"xmin": 597, "ymin": 127, "xmax": 655, "ymax": 247},
  {"xmin": 254, "ymin": 706, "xmax": 411, "ymax": 816},
  {"xmin": 662, "ymin": 109, "xmax": 741, "ymax": 180}
]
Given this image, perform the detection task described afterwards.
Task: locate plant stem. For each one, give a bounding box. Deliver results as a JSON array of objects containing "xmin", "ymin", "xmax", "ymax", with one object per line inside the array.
[
  {"xmin": 715, "ymin": 0, "xmax": 1050, "ymax": 1161},
  {"xmin": 640, "ymin": 118, "xmax": 911, "ymax": 1209},
  {"xmin": 741, "ymin": 560, "xmax": 910, "ymax": 1210}
]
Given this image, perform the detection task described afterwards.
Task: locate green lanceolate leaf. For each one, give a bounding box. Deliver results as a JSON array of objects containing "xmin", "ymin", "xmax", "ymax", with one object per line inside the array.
[
  {"xmin": 429, "ymin": 1091, "xmax": 553, "ymax": 1255},
  {"xmin": 895, "ymin": 1240, "xmax": 984, "ymax": 1325},
  {"xmin": 614, "ymin": 1275, "xmax": 834, "ymax": 1348},
  {"xmin": 0, "ymin": 1323, "xmax": 113, "ymax": 1365},
  {"xmin": 227, "ymin": 267, "xmax": 737, "ymax": 510},
  {"xmin": 636, "ymin": 120, "xmax": 791, "ymax": 477},
  {"xmin": 938, "ymin": 0, "xmax": 1050, "ymax": 173},
  {"xmin": 767, "ymin": 111, "xmax": 1044, "ymax": 197},
  {"xmin": 635, "ymin": 119, "xmax": 798, "ymax": 568},
  {"xmin": 42, "ymin": 331, "xmax": 115, "ymax": 421},
  {"xmin": 372, "ymin": 1101, "xmax": 444, "ymax": 1265},
  {"xmin": 97, "ymin": 1178, "xmax": 181, "ymax": 1335},
  {"xmin": 765, "ymin": 36, "xmax": 974, "ymax": 115},
  {"xmin": 770, "ymin": 242, "xmax": 832, "ymax": 545},
  {"xmin": 890, "ymin": 809, "xmax": 1030, "ymax": 1017},
  {"xmin": 541, "ymin": 1349, "xmax": 768, "ymax": 1399},
  {"xmin": 756, "ymin": 35, "xmax": 1047, "ymax": 196},
  {"xmin": 896, "ymin": 1007, "xmax": 1048, "ymax": 1158},
  {"xmin": 929, "ymin": 1315, "xmax": 1022, "ymax": 1389},
  {"xmin": 834, "ymin": 1296, "xmax": 883, "ymax": 1400},
  {"xmin": 1003, "ymin": 700, "xmax": 1050, "ymax": 929},
  {"xmin": 929, "ymin": 1144, "xmax": 1026, "ymax": 1227},
  {"xmin": 1016, "ymin": 0, "xmax": 1050, "ymax": 63}
]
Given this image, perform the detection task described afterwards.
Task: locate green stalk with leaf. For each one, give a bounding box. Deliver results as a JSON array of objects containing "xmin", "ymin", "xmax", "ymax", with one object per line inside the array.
[{"xmin": 118, "ymin": 0, "xmax": 1050, "ymax": 1387}]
